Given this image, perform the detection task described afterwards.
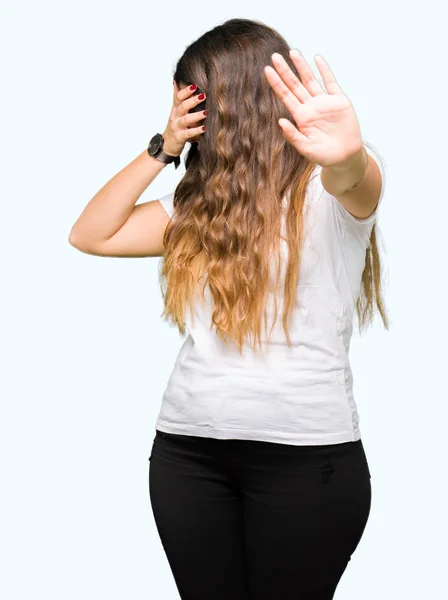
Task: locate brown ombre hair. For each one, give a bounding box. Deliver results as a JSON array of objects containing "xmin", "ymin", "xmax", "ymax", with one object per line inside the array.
[{"xmin": 159, "ymin": 18, "xmax": 389, "ymax": 353}]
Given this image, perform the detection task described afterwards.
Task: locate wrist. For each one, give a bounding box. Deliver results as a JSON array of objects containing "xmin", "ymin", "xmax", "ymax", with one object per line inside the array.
[
  {"xmin": 321, "ymin": 146, "xmax": 368, "ymax": 196},
  {"xmin": 146, "ymin": 151, "xmax": 169, "ymax": 168},
  {"xmin": 329, "ymin": 146, "xmax": 367, "ymax": 172}
]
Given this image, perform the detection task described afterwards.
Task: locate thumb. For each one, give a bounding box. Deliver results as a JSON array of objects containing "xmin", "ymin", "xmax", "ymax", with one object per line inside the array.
[{"xmin": 279, "ymin": 118, "xmax": 308, "ymax": 154}]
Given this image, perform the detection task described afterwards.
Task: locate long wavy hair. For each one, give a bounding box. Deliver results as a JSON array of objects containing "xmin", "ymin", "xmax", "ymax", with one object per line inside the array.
[{"xmin": 159, "ymin": 18, "xmax": 389, "ymax": 353}]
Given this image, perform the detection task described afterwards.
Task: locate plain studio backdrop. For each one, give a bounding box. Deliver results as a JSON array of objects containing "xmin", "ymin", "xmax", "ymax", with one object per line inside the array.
[{"xmin": 1, "ymin": 1, "xmax": 447, "ymax": 598}]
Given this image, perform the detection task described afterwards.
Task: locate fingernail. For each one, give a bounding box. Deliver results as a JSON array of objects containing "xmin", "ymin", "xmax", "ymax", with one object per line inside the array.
[
  {"xmin": 190, "ymin": 84, "xmax": 197, "ymax": 91},
  {"xmin": 198, "ymin": 93, "xmax": 205, "ymax": 100}
]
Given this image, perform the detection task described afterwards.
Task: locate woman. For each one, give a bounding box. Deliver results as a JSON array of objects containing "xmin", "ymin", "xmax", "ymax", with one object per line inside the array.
[{"xmin": 69, "ymin": 17, "xmax": 388, "ymax": 600}]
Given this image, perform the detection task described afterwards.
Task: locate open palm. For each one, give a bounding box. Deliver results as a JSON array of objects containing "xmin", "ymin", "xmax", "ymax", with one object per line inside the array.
[{"xmin": 264, "ymin": 50, "xmax": 363, "ymax": 167}]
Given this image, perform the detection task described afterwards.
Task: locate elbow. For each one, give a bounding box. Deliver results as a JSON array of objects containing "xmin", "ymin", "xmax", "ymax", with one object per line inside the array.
[
  {"xmin": 68, "ymin": 228, "xmax": 106, "ymax": 256},
  {"xmin": 68, "ymin": 228, "xmax": 90, "ymax": 252},
  {"xmin": 68, "ymin": 228, "xmax": 81, "ymax": 249}
]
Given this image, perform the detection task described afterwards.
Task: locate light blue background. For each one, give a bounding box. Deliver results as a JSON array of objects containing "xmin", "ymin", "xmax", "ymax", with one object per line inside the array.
[{"xmin": 1, "ymin": 1, "xmax": 447, "ymax": 598}]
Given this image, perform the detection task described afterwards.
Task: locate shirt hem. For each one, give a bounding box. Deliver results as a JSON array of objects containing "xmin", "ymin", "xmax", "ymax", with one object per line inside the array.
[{"xmin": 155, "ymin": 418, "xmax": 361, "ymax": 446}]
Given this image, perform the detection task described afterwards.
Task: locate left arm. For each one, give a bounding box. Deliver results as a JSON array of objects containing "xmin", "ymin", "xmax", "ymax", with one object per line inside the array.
[{"xmin": 320, "ymin": 146, "xmax": 383, "ymax": 220}]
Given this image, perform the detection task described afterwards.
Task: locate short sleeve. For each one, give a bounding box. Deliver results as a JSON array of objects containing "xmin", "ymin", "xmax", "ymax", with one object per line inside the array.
[
  {"xmin": 328, "ymin": 143, "xmax": 387, "ymax": 228},
  {"xmin": 158, "ymin": 191, "xmax": 175, "ymax": 219}
]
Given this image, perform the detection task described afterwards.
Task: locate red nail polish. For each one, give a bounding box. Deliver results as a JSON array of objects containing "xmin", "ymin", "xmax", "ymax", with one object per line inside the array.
[
  {"xmin": 198, "ymin": 93, "xmax": 205, "ymax": 100},
  {"xmin": 202, "ymin": 126, "xmax": 205, "ymax": 130},
  {"xmin": 190, "ymin": 84, "xmax": 197, "ymax": 91}
]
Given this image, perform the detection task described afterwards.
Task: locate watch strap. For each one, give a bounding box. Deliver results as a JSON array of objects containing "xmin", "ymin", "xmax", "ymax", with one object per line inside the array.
[{"xmin": 155, "ymin": 150, "xmax": 181, "ymax": 170}]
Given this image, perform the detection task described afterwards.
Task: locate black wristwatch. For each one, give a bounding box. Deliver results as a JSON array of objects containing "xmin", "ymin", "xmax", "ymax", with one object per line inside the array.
[{"xmin": 147, "ymin": 133, "xmax": 181, "ymax": 169}]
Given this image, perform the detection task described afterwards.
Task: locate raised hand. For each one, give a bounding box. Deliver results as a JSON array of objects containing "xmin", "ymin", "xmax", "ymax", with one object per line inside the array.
[
  {"xmin": 162, "ymin": 82, "xmax": 207, "ymax": 156},
  {"xmin": 264, "ymin": 50, "xmax": 364, "ymax": 167}
]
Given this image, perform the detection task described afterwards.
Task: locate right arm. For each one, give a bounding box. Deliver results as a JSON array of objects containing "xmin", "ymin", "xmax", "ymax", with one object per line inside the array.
[
  {"xmin": 68, "ymin": 81, "xmax": 207, "ymax": 258},
  {"xmin": 68, "ymin": 151, "xmax": 171, "ymax": 257}
]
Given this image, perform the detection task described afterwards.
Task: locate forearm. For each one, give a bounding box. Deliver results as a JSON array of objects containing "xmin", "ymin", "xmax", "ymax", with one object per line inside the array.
[
  {"xmin": 69, "ymin": 149, "xmax": 168, "ymax": 245},
  {"xmin": 320, "ymin": 146, "xmax": 369, "ymax": 198}
]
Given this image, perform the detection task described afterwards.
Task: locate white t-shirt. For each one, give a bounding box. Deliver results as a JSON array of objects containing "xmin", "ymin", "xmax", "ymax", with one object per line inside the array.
[{"xmin": 155, "ymin": 146, "xmax": 386, "ymax": 446}]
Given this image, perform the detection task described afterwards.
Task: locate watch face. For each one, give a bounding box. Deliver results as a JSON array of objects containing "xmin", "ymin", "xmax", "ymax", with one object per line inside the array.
[{"xmin": 148, "ymin": 133, "xmax": 163, "ymax": 156}]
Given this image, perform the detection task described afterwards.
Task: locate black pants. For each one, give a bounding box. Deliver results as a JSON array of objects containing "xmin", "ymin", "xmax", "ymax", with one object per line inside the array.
[{"xmin": 148, "ymin": 429, "xmax": 372, "ymax": 600}]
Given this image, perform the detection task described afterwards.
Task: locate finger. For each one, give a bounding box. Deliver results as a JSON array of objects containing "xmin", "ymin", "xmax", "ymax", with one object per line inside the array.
[
  {"xmin": 172, "ymin": 80, "xmax": 184, "ymax": 108},
  {"xmin": 178, "ymin": 91, "xmax": 206, "ymax": 117},
  {"xmin": 313, "ymin": 55, "xmax": 343, "ymax": 95},
  {"xmin": 264, "ymin": 64, "xmax": 304, "ymax": 118},
  {"xmin": 269, "ymin": 52, "xmax": 312, "ymax": 104},
  {"xmin": 278, "ymin": 118, "xmax": 309, "ymax": 154},
  {"xmin": 288, "ymin": 49, "xmax": 325, "ymax": 97},
  {"xmin": 173, "ymin": 81, "xmax": 199, "ymax": 109},
  {"xmin": 183, "ymin": 109, "xmax": 207, "ymax": 128},
  {"xmin": 182, "ymin": 123, "xmax": 206, "ymax": 143}
]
